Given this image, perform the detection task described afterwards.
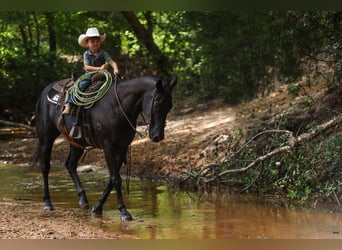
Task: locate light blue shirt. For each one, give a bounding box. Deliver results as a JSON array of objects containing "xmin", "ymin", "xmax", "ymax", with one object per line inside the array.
[{"xmin": 83, "ymin": 48, "xmax": 112, "ymax": 67}]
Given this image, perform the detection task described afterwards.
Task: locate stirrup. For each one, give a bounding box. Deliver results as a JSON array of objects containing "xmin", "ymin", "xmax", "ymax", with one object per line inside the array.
[
  {"xmin": 62, "ymin": 104, "xmax": 72, "ymax": 115},
  {"xmin": 69, "ymin": 124, "xmax": 82, "ymax": 139}
]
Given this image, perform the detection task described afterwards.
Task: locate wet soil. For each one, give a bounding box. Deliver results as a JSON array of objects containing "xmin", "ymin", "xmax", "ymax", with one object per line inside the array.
[
  {"xmin": 0, "ymin": 79, "xmax": 340, "ymax": 239},
  {"xmin": 0, "ymin": 199, "xmax": 134, "ymax": 239}
]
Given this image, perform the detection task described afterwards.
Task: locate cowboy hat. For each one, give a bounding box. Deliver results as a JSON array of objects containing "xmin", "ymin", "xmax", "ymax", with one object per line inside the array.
[{"xmin": 78, "ymin": 27, "xmax": 106, "ymax": 48}]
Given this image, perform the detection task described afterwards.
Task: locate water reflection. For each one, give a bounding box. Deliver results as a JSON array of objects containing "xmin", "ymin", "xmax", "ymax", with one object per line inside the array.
[{"xmin": 0, "ymin": 164, "xmax": 341, "ymax": 239}]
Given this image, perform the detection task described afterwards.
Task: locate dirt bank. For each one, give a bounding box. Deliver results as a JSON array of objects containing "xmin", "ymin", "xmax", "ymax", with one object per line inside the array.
[{"xmin": 0, "ymin": 198, "xmax": 135, "ymax": 239}]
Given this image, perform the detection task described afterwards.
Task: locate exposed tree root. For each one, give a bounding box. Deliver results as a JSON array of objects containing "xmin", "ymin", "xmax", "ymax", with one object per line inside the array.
[{"xmin": 182, "ymin": 114, "xmax": 342, "ymax": 185}]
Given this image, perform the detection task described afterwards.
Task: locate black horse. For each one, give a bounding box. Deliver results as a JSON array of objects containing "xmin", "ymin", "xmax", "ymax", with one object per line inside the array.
[{"xmin": 33, "ymin": 75, "xmax": 177, "ymax": 221}]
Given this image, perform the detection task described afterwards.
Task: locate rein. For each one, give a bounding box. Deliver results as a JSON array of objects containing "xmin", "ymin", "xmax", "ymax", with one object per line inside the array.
[
  {"xmin": 113, "ymin": 76, "xmax": 158, "ymax": 195},
  {"xmin": 113, "ymin": 76, "xmax": 146, "ymax": 195},
  {"xmin": 113, "ymin": 75, "xmax": 147, "ymax": 137}
]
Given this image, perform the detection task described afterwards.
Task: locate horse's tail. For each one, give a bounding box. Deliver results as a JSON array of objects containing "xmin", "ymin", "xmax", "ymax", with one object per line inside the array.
[
  {"xmin": 30, "ymin": 142, "xmax": 40, "ymax": 168},
  {"xmin": 30, "ymin": 98, "xmax": 41, "ymax": 168}
]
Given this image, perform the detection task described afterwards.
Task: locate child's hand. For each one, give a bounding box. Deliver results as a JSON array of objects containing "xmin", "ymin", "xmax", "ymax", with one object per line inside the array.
[{"xmin": 100, "ymin": 64, "xmax": 109, "ymax": 70}]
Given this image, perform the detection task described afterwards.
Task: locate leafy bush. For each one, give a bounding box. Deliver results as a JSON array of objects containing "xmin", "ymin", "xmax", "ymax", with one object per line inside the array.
[
  {"xmin": 0, "ymin": 53, "xmax": 81, "ymax": 119},
  {"xmin": 243, "ymin": 132, "xmax": 342, "ymax": 202}
]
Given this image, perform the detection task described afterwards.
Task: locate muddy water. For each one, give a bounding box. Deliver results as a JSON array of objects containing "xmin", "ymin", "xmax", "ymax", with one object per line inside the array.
[{"xmin": 0, "ymin": 164, "xmax": 341, "ymax": 239}]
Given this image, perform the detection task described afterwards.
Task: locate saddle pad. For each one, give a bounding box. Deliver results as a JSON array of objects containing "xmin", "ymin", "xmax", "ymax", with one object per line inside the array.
[
  {"xmin": 47, "ymin": 88, "xmax": 62, "ymax": 105},
  {"xmin": 47, "ymin": 78, "xmax": 73, "ymax": 105}
]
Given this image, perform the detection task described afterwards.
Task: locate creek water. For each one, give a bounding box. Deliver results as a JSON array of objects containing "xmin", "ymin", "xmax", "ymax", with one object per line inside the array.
[{"xmin": 0, "ymin": 164, "xmax": 341, "ymax": 239}]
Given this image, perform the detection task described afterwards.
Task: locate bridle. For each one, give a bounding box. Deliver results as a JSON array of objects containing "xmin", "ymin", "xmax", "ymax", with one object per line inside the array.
[
  {"xmin": 144, "ymin": 89, "xmax": 159, "ymax": 125},
  {"xmin": 113, "ymin": 74, "xmax": 158, "ymax": 137}
]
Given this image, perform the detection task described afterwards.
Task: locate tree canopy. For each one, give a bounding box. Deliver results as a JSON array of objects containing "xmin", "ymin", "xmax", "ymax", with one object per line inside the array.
[{"xmin": 0, "ymin": 11, "xmax": 341, "ymax": 120}]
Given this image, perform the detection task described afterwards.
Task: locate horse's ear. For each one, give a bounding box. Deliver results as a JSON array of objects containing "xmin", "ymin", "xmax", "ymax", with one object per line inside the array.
[
  {"xmin": 169, "ymin": 76, "xmax": 177, "ymax": 91},
  {"xmin": 156, "ymin": 79, "xmax": 164, "ymax": 92},
  {"xmin": 156, "ymin": 77, "xmax": 177, "ymax": 93}
]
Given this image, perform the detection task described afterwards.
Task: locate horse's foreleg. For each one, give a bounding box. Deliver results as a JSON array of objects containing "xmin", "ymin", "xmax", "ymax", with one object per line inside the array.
[
  {"xmin": 93, "ymin": 147, "xmax": 132, "ymax": 221},
  {"xmin": 93, "ymin": 172, "xmax": 132, "ymax": 221},
  {"xmin": 65, "ymin": 145, "xmax": 89, "ymax": 209},
  {"xmin": 92, "ymin": 179, "xmax": 113, "ymax": 215},
  {"xmin": 112, "ymin": 171, "xmax": 133, "ymax": 221}
]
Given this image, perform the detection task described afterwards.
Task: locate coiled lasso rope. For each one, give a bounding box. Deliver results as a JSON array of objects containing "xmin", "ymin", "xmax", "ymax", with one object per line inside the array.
[{"xmin": 70, "ymin": 70, "xmax": 112, "ymax": 106}]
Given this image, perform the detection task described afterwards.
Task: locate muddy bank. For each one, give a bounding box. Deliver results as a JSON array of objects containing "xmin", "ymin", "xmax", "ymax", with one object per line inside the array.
[{"xmin": 0, "ymin": 198, "xmax": 134, "ymax": 239}]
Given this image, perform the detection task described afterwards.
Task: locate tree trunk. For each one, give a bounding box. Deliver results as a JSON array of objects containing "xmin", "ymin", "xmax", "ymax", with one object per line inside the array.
[
  {"xmin": 45, "ymin": 12, "xmax": 56, "ymax": 54},
  {"xmin": 18, "ymin": 23, "xmax": 31, "ymax": 57},
  {"xmin": 121, "ymin": 11, "xmax": 172, "ymax": 76},
  {"xmin": 32, "ymin": 12, "xmax": 40, "ymax": 56}
]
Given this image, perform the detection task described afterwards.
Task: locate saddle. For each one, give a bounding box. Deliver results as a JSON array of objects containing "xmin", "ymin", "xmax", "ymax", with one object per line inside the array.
[
  {"xmin": 47, "ymin": 71, "xmax": 85, "ymax": 105},
  {"xmin": 49, "ymin": 71, "xmax": 106, "ymax": 148}
]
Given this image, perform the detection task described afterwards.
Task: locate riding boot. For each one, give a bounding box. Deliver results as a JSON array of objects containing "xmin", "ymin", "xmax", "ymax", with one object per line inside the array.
[{"xmin": 62, "ymin": 104, "xmax": 73, "ymax": 115}]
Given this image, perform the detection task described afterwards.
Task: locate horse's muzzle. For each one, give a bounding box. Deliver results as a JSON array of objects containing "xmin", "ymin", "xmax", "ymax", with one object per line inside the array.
[
  {"xmin": 151, "ymin": 134, "xmax": 164, "ymax": 142},
  {"xmin": 150, "ymin": 128, "xmax": 164, "ymax": 142}
]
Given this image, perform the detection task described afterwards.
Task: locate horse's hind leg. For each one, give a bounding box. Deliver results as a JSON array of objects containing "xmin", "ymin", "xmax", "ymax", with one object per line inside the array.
[
  {"xmin": 38, "ymin": 132, "xmax": 59, "ymax": 211},
  {"xmin": 65, "ymin": 145, "xmax": 89, "ymax": 209}
]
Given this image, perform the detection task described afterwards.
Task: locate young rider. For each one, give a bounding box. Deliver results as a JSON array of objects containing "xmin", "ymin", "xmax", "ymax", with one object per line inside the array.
[{"xmin": 62, "ymin": 27, "xmax": 120, "ymax": 115}]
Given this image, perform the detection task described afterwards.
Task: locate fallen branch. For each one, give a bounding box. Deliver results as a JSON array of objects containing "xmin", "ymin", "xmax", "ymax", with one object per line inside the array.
[
  {"xmin": 0, "ymin": 119, "xmax": 35, "ymax": 133},
  {"xmin": 234, "ymin": 129, "xmax": 294, "ymax": 156},
  {"xmin": 203, "ymin": 144, "xmax": 292, "ymax": 183},
  {"xmin": 185, "ymin": 114, "xmax": 342, "ymax": 184}
]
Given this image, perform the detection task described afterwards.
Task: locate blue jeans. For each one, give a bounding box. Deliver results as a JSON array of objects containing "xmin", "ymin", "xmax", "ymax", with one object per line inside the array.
[{"xmin": 66, "ymin": 75, "xmax": 92, "ymax": 104}]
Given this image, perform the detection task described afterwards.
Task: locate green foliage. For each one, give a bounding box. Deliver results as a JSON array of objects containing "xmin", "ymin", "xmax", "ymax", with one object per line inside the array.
[
  {"xmin": 287, "ymin": 83, "xmax": 300, "ymax": 96},
  {"xmin": 304, "ymin": 96, "xmax": 314, "ymax": 108},
  {"xmin": 0, "ymin": 52, "xmax": 80, "ymax": 115},
  {"xmin": 174, "ymin": 11, "xmax": 340, "ymax": 104},
  {"xmin": 0, "ymin": 11, "xmax": 341, "ymax": 120},
  {"xmin": 239, "ymin": 132, "xmax": 342, "ymax": 202}
]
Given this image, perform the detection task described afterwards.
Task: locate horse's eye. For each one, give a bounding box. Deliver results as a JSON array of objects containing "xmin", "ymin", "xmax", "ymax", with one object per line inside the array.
[{"xmin": 154, "ymin": 102, "xmax": 160, "ymax": 111}]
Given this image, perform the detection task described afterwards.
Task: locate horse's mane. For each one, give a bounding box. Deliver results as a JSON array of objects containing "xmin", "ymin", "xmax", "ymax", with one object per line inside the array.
[
  {"xmin": 110, "ymin": 76, "xmax": 160, "ymax": 97},
  {"xmin": 118, "ymin": 76, "xmax": 159, "ymax": 88}
]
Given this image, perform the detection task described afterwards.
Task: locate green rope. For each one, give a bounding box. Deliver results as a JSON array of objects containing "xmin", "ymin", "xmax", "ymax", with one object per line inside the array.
[{"xmin": 70, "ymin": 70, "xmax": 112, "ymax": 106}]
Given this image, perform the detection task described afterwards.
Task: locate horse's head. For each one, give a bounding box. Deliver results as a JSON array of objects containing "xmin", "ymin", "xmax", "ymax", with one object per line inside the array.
[{"xmin": 143, "ymin": 77, "xmax": 177, "ymax": 142}]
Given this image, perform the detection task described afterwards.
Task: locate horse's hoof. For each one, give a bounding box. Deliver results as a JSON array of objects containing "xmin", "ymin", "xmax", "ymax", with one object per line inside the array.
[
  {"xmin": 79, "ymin": 203, "xmax": 89, "ymax": 209},
  {"xmin": 121, "ymin": 212, "xmax": 133, "ymax": 221},
  {"xmin": 44, "ymin": 205, "xmax": 54, "ymax": 211},
  {"xmin": 79, "ymin": 193, "xmax": 89, "ymax": 209},
  {"xmin": 91, "ymin": 205, "xmax": 103, "ymax": 215}
]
